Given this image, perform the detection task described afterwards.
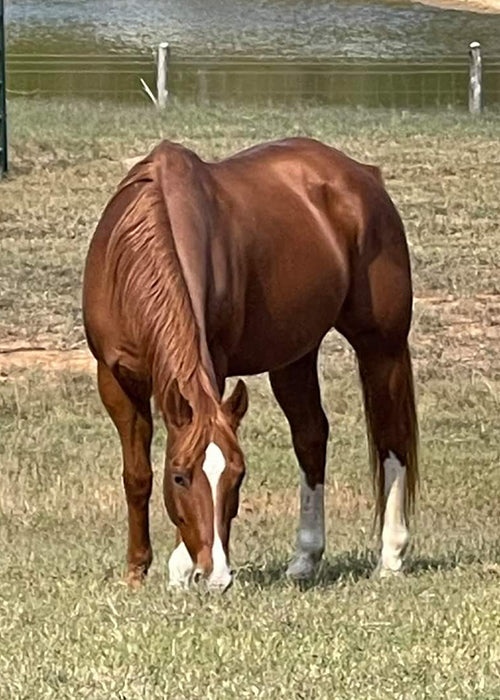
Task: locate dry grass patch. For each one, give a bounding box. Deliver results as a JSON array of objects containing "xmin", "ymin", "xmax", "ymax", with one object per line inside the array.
[{"xmin": 1, "ymin": 100, "xmax": 500, "ymax": 349}]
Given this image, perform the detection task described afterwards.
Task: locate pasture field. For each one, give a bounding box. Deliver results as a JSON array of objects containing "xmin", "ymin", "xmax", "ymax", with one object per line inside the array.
[{"xmin": 1, "ymin": 100, "xmax": 500, "ymax": 698}]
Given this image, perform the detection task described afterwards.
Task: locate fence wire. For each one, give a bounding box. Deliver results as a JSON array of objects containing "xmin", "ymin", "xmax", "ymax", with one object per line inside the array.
[{"xmin": 6, "ymin": 53, "xmax": 500, "ymax": 108}]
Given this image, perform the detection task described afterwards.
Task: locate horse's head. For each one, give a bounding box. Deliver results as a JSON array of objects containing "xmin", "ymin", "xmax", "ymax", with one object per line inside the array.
[{"xmin": 163, "ymin": 378, "xmax": 248, "ymax": 592}]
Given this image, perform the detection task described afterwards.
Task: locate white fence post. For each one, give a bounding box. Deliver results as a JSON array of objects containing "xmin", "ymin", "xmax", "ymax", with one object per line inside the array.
[
  {"xmin": 157, "ymin": 42, "xmax": 169, "ymax": 109},
  {"xmin": 469, "ymin": 41, "xmax": 482, "ymax": 114}
]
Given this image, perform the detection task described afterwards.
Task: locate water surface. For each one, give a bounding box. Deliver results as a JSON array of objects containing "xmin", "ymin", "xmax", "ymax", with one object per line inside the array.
[{"xmin": 6, "ymin": 0, "xmax": 500, "ymax": 57}]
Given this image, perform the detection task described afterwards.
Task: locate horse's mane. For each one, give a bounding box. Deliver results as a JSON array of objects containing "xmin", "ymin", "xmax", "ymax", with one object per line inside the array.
[{"xmin": 104, "ymin": 147, "xmax": 218, "ymax": 424}]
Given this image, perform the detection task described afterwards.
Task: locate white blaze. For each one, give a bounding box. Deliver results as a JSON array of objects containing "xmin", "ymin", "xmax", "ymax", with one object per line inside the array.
[
  {"xmin": 377, "ymin": 451, "xmax": 409, "ymax": 576},
  {"xmin": 202, "ymin": 442, "xmax": 232, "ymax": 589},
  {"xmin": 167, "ymin": 442, "xmax": 233, "ymax": 591}
]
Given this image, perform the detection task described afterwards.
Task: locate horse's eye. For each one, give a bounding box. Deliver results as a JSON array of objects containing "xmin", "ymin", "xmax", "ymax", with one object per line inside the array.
[{"xmin": 173, "ymin": 473, "xmax": 189, "ymax": 489}]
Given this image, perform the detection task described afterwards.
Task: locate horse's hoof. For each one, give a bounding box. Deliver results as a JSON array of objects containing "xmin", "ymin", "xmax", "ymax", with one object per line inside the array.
[
  {"xmin": 126, "ymin": 568, "xmax": 147, "ymax": 590},
  {"xmin": 372, "ymin": 562, "xmax": 403, "ymax": 580},
  {"xmin": 286, "ymin": 553, "xmax": 319, "ymax": 581}
]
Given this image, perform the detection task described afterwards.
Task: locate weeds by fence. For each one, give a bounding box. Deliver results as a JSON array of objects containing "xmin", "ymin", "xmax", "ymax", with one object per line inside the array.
[{"xmin": 7, "ymin": 52, "xmax": 500, "ymax": 108}]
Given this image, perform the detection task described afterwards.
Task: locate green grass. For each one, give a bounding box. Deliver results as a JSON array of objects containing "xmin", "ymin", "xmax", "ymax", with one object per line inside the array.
[
  {"xmin": 0, "ymin": 366, "xmax": 499, "ymax": 698},
  {"xmin": 1, "ymin": 99, "xmax": 500, "ymax": 697}
]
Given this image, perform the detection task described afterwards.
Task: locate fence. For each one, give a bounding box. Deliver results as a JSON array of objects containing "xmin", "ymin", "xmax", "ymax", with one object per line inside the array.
[{"xmin": 6, "ymin": 50, "xmax": 500, "ymax": 109}]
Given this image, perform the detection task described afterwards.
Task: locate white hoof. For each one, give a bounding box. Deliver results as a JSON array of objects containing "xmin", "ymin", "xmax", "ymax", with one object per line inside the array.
[{"xmin": 373, "ymin": 560, "xmax": 404, "ymax": 580}]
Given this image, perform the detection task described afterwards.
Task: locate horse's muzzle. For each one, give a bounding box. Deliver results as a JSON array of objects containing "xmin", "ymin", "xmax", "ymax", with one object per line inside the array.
[{"xmin": 192, "ymin": 566, "xmax": 233, "ymax": 593}]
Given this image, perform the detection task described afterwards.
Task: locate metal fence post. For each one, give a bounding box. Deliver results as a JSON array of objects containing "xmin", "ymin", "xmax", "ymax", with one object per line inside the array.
[
  {"xmin": 0, "ymin": 0, "xmax": 8, "ymax": 178},
  {"xmin": 469, "ymin": 41, "xmax": 482, "ymax": 114},
  {"xmin": 157, "ymin": 42, "xmax": 169, "ymax": 108}
]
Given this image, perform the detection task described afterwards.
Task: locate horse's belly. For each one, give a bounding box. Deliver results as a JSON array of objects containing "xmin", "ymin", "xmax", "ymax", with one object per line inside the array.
[
  {"xmin": 226, "ymin": 287, "xmax": 343, "ymax": 376},
  {"xmin": 227, "ymin": 333, "xmax": 326, "ymax": 375}
]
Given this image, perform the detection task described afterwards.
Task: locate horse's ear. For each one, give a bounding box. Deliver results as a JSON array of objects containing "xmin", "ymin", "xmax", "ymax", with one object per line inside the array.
[
  {"xmin": 223, "ymin": 379, "xmax": 248, "ymax": 431},
  {"xmin": 165, "ymin": 379, "xmax": 193, "ymax": 428}
]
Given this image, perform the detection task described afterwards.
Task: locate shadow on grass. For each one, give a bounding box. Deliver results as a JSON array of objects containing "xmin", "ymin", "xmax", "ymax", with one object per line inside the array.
[
  {"xmin": 236, "ymin": 549, "xmax": 375, "ymax": 590},
  {"xmin": 407, "ymin": 546, "xmax": 500, "ymax": 575},
  {"xmin": 236, "ymin": 547, "xmax": 499, "ymax": 589}
]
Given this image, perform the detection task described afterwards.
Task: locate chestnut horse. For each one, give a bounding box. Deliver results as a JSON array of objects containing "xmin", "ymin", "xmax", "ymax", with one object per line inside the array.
[{"xmin": 83, "ymin": 137, "xmax": 418, "ymax": 592}]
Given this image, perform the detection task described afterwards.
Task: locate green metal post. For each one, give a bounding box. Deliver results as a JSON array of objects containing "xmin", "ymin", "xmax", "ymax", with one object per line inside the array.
[{"xmin": 0, "ymin": 0, "xmax": 7, "ymax": 177}]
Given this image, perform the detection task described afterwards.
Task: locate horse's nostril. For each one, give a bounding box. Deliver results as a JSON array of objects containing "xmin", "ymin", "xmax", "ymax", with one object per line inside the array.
[{"xmin": 193, "ymin": 569, "xmax": 203, "ymax": 584}]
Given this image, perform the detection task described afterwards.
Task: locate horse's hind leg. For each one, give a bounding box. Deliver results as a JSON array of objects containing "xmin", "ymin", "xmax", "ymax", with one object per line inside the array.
[
  {"xmin": 270, "ymin": 348, "xmax": 328, "ymax": 580},
  {"xmin": 353, "ymin": 341, "xmax": 418, "ymax": 577},
  {"xmin": 97, "ymin": 361, "xmax": 153, "ymax": 588}
]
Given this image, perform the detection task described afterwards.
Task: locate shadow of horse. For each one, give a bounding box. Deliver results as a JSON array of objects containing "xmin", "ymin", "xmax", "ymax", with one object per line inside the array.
[
  {"xmin": 235, "ymin": 547, "xmax": 496, "ymax": 590},
  {"xmin": 236, "ymin": 550, "xmax": 376, "ymax": 589}
]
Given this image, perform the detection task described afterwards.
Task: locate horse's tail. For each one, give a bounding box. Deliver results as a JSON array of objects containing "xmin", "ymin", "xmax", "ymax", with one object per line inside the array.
[
  {"xmin": 102, "ymin": 147, "xmax": 211, "ymax": 414},
  {"xmin": 357, "ymin": 343, "xmax": 419, "ymax": 530}
]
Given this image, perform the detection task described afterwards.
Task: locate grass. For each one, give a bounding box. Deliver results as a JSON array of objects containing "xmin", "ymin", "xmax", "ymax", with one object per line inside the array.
[
  {"xmin": 0, "ymin": 366, "xmax": 499, "ymax": 698},
  {"xmin": 1, "ymin": 99, "xmax": 500, "ymax": 347},
  {"xmin": 0, "ymin": 99, "xmax": 500, "ymax": 697}
]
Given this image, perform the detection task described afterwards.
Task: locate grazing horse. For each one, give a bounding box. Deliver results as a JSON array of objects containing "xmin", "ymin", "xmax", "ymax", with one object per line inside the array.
[{"xmin": 83, "ymin": 137, "xmax": 418, "ymax": 592}]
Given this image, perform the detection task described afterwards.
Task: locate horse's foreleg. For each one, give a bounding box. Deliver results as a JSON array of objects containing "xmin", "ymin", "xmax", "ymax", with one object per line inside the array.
[
  {"xmin": 97, "ymin": 361, "xmax": 153, "ymax": 588},
  {"xmin": 270, "ymin": 348, "xmax": 329, "ymax": 580}
]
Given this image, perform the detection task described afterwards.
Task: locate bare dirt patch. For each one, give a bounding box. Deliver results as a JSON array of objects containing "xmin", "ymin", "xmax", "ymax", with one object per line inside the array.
[
  {"xmin": 413, "ymin": 294, "xmax": 500, "ymax": 374},
  {"xmin": 414, "ymin": 0, "xmax": 500, "ymax": 12},
  {"xmin": 0, "ymin": 294, "xmax": 498, "ymax": 378},
  {"xmin": 0, "ymin": 347, "xmax": 95, "ymax": 374}
]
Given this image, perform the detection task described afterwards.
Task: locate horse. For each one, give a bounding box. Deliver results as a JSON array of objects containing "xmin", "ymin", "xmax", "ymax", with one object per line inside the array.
[{"xmin": 83, "ymin": 137, "xmax": 418, "ymax": 592}]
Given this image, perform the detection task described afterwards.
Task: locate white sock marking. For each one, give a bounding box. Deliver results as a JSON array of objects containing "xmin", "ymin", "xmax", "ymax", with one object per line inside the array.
[
  {"xmin": 297, "ymin": 473, "xmax": 325, "ymax": 556},
  {"xmin": 287, "ymin": 473, "xmax": 325, "ymax": 578},
  {"xmin": 378, "ymin": 451, "xmax": 409, "ymax": 574},
  {"xmin": 202, "ymin": 442, "xmax": 232, "ymax": 589}
]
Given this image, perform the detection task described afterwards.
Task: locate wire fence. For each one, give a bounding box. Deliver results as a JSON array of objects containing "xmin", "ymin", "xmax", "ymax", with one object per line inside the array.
[{"xmin": 7, "ymin": 52, "xmax": 500, "ymax": 108}]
